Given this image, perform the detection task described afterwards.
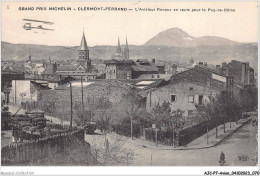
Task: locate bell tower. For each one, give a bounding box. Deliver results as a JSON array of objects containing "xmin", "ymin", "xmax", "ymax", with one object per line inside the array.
[{"xmin": 78, "ymin": 31, "xmax": 91, "ymax": 69}]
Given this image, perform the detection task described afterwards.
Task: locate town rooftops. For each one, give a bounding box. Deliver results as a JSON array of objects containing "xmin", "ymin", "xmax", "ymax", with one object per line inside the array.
[
  {"xmin": 118, "ymin": 79, "xmax": 166, "ymax": 90},
  {"xmin": 56, "ymin": 65, "xmax": 78, "ymax": 71},
  {"xmin": 131, "ymin": 61, "xmax": 158, "ymax": 72},
  {"xmin": 137, "ymin": 74, "xmax": 172, "ymax": 80},
  {"xmin": 229, "ymin": 60, "xmax": 253, "ymax": 70},
  {"xmin": 103, "ymin": 59, "xmax": 135, "ymax": 65}
]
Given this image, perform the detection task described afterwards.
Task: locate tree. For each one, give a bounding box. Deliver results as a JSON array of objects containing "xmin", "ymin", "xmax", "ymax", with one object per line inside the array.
[
  {"xmin": 196, "ymin": 95, "xmax": 221, "ymax": 139},
  {"xmin": 120, "ymin": 89, "xmax": 147, "ymax": 140},
  {"xmin": 169, "ymin": 109, "xmax": 185, "ymax": 146},
  {"xmin": 149, "ymin": 101, "xmax": 171, "ymax": 146},
  {"xmin": 95, "ymin": 97, "xmax": 112, "ymax": 141},
  {"xmin": 88, "ymin": 135, "xmax": 135, "ymax": 166},
  {"xmin": 196, "ymin": 98, "xmax": 214, "ymax": 145},
  {"xmin": 150, "ymin": 101, "xmax": 171, "ymax": 128},
  {"xmin": 240, "ymin": 85, "xmax": 258, "ymax": 112}
]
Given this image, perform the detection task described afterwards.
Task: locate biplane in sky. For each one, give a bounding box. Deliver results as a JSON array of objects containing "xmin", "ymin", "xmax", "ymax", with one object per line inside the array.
[{"xmin": 23, "ymin": 19, "xmax": 54, "ymax": 31}]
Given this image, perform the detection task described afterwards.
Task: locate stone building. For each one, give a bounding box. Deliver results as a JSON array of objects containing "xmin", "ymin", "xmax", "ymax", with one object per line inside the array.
[
  {"xmin": 143, "ymin": 65, "xmax": 234, "ymax": 116},
  {"xmin": 215, "ymin": 60, "xmax": 255, "ymax": 95},
  {"xmin": 104, "ymin": 59, "xmax": 134, "ymax": 79}
]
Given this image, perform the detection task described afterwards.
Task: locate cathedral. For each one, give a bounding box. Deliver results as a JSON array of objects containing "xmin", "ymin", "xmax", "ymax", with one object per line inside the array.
[{"xmin": 113, "ymin": 37, "xmax": 129, "ymax": 60}]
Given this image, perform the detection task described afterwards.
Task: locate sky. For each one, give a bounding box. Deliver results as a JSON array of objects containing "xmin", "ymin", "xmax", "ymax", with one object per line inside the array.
[{"xmin": 1, "ymin": 1, "xmax": 258, "ymax": 47}]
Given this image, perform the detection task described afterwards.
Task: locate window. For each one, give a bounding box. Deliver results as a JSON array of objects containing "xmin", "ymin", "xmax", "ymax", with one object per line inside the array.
[
  {"xmin": 189, "ymin": 87, "xmax": 193, "ymax": 91},
  {"xmin": 151, "ymin": 75, "xmax": 154, "ymax": 78},
  {"xmin": 188, "ymin": 110, "xmax": 193, "ymax": 116},
  {"xmin": 199, "ymin": 95, "xmax": 203, "ymax": 105},
  {"xmin": 189, "ymin": 95, "xmax": 194, "ymax": 103},
  {"xmin": 230, "ymin": 79, "xmax": 233, "ymax": 87},
  {"xmin": 171, "ymin": 95, "xmax": 177, "ymax": 102},
  {"xmin": 114, "ymin": 70, "xmax": 116, "ymax": 73}
]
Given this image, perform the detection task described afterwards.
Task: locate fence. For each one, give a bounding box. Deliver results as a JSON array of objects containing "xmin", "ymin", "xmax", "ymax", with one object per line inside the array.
[
  {"xmin": 1, "ymin": 129, "xmax": 85, "ymax": 165},
  {"xmin": 143, "ymin": 114, "xmax": 245, "ymax": 146}
]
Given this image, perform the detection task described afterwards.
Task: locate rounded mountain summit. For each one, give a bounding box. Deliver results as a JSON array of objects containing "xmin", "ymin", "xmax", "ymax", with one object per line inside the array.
[{"xmin": 144, "ymin": 28, "xmax": 239, "ymax": 47}]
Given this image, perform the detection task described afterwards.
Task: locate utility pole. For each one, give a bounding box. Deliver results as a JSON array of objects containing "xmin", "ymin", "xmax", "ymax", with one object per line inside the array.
[
  {"xmin": 15, "ymin": 80, "xmax": 17, "ymax": 104},
  {"xmin": 131, "ymin": 117, "xmax": 133, "ymax": 140},
  {"xmin": 150, "ymin": 148, "xmax": 153, "ymax": 166},
  {"xmin": 69, "ymin": 82, "xmax": 73, "ymax": 132},
  {"xmin": 81, "ymin": 76, "xmax": 84, "ymax": 109}
]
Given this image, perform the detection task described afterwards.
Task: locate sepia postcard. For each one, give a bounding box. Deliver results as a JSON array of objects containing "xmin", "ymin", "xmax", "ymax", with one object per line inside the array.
[{"xmin": 1, "ymin": 1, "xmax": 259, "ymax": 175}]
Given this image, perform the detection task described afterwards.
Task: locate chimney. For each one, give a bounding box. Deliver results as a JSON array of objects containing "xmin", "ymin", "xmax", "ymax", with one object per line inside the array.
[
  {"xmin": 151, "ymin": 59, "xmax": 155, "ymax": 64},
  {"xmin": 172, "ymin": 64, "xmax": 177, "ymax": 75},
  {"xmin": 204, "ymin": 62, "xmax": 208, "ymax": 68},
  {"xmin": 241, "ymin": 62, "xmax": 246, "ymax": 84},
  {"xmin": 198, "ymin": 62, "xmax": 203, "ymax": 67},
  {"xmin": 216, "ymin": 65, "xmax": 221, "ymax": 73},
  {"xmin": 223, "ymin": 66, "xmax": 229, "ymax": 76},
  {"xmin": 222, "ymin": 62, "xmax": 227, "ymax": 67}
]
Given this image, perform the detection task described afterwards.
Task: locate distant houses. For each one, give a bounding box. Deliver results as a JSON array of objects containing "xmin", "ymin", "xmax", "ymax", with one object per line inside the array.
[{"xmin": 104, "ymin": 38, "xmax": 161, "ymax": 80}]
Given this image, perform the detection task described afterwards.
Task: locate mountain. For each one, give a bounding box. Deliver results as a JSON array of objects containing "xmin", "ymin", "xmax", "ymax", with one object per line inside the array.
[{"xmin": 145, "ymin": 28, "xmax": 239, "ymax": 47}]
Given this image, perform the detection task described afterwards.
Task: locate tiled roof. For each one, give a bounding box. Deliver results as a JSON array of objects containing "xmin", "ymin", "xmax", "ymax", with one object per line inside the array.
[
  {"xmin": 137, "ymin": 74, "xmax": 172, "ymax": 80},
  {"xmin": 31, "ymin": 81, "xmax": 51, "ymax": 90},
  {"xmin": 155, "ymin": 63, "xmax": 165, "ymax": 67},
  {"xmin": 131, "ymin": 62, "xmax": 158, "ymax": 72},
  {"xmin": 118, "ymin": 79, "xmax": 166, "ymax": 91},
  {"xmin": 56, "ymin": 65, "xmax": 78, "ymax": 71},
  {"xmin": 170, "ymin": 65, "xmax": 228, "ymax": 88},
  {"xmin": 103, "ymin": 59, "xmax": 134, "ymax": 65}
]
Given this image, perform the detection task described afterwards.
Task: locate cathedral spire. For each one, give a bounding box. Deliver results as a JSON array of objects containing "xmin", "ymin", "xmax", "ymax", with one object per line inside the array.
[
  {"xmin": 116, "ymin": 36, "xmax": 121, "ymax": 53},
  {"xmin": 125, "ymin": 36, "xmax": 129, "ymax": 51},
  {"xmin": 80, "ymin": 31, "xmax": 88, "ymax": 50}
]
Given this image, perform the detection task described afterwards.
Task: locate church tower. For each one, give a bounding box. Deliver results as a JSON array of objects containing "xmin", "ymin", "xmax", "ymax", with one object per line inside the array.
[
  {"xmin": 124, "ymin": 37, "xmax": 129, "ymax": 60},
  {"xmin": 78, "ymin": 31, "xmax": 91, "ymax": 69},
  {"xmin": 116, "ymin": 37, "xmax": 121, "ymax": 54}
]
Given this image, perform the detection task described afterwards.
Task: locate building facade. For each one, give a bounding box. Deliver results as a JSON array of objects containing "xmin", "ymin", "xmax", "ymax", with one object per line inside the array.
[
  {"xmin": 144, "ymin": 65, "xmax": 234, "ymax": 116},
  {"xmin": 104, "ymin": 59, "xmax": 134, "ymax": 79}
]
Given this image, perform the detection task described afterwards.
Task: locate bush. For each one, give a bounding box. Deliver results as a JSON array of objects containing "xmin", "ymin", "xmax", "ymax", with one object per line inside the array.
[{"xmin": 112, "ymin": 123, "xmax": 141, "ymax": 138}]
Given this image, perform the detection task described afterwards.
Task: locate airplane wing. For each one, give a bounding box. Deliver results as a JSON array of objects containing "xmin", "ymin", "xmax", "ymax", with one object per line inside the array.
[{"xmin": 23, "ymin": 19, "xmax": 54, "ymax": 25}]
